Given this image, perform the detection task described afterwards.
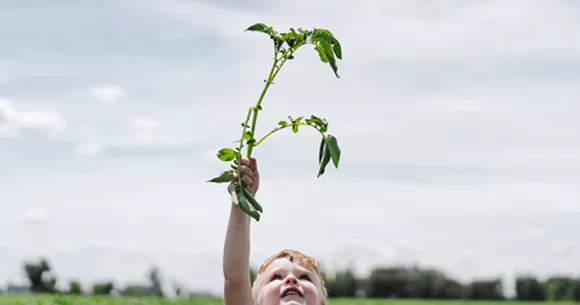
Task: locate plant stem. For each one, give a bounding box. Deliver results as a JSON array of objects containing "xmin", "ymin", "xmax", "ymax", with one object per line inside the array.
[
  {"xmin": 236, "ymin": 106, "xmax": 254, "ymax": 170},
  {"xmin": 253, "ymin": 123, "xmax": 324, "ymax": 147},
  {"xmin": 270, "ymin": 49, "xmax": 295, "ymax": 81},
  {"xmin": 246, "ymin": 47, "xmax": 282, "ymax": 158}
]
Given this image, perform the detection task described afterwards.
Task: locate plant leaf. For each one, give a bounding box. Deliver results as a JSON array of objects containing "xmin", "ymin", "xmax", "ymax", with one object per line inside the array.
[
  {"xmin": 330, "ymin": 36, "xmax": 342, "ymax": 60},
  {"xmin": 292, "ymin": 116, "xmax": 302, "ymax": 133},
  {"xmin": 228, "ymin": 183, "xmax": 239, "ymax": 205},
  {"xmin": 237, "ymin": 186, "xmax": 261, "ymax": 221},
  {"xmin": 317, "ymin": 140, "xmax": 331, "ymax": 177},
  {"xmin": 311, "ymin": 29, "xmax": 341, "ymax": 77},
  {"xmin": 318, "ymin": 137, "xmax": 325, "ymax": 164},
  {"xmin": 320, "ymin": 40, "xmax": 339, "ymax": 78},
  {"xmin": 278, "ymin": 120, "xmax": 289, "ymax": 127},
  {"xmin": 315, "ymin": 44, "xmax": 328, "ymax": 63},
  {"xmin": 245, "ymin": 23, "xmax": 269, "ymax": 33},
  {"xmin": 308, "ymin": 115, "xmax": 328, "ymax": 132},
  {"xmin": 282, "ymin": 32, "xmax": 297, "ymax": 48},
  {"xmin": 241, "ymin": 187, "xmax": 263, "ymax": 213},
  {"xmin": 292, "ymin": 124, "xmax": 299, "ymax": 133},
  {"xmin": 325, "ymin": 134, "xmax": 341, "ymax": 168},
  {"xmin": 312, "ymin": 29, "xmax": 341, "ymax": 59},
  {"xmin": 207, "ymin": 170, "xmax": 234, "ymax": 183},
  {"xmin": 217, "ymin": 148, "xmax": 238, "ymax": 162}
]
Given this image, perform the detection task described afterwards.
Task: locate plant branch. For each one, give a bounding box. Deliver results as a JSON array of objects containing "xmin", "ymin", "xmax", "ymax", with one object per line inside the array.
[
  {"xmin": 254, "ymin": 123, "xmax": 324, "ymax": 147},
  {"xmin": 236, "ymin": 107, "xmax": 254, "ymax": 166},
  {"xmin": 271, "ymin": 49, "xmax": 294, "ymax": 81},
  {"xmin": 246, "ymin": 46, "xmax": 282, "ymax": 158}
]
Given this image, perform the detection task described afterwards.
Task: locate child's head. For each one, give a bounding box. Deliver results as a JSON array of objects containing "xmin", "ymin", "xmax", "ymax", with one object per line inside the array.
[{"xmin": 252, "ymin": 249, "xmax": 327, "ymax": 305}]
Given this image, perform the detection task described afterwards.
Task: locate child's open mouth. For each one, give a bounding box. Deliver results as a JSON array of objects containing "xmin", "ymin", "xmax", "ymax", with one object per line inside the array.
[{"xmin": 281, "ymin": 287, "xmax": 304, "ymax": 298}]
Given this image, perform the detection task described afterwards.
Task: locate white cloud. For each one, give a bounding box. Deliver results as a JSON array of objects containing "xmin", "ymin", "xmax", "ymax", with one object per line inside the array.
[
  {"xmin": 0, "ymin": 99, "xmax": 16, "ymax": 122},
  {"xmin": 0, "ymin": 99, "xmax": 66, "ymax": 138},
  {"xmin": 18, "ymin": 207, "xmax": 49, "ymax": 223},
  {"xmin": 88, "ymin": 85, "xmax": 126, "ymax": 104},
  {"xmin": 15, "ymin": 111, "xmax": 66, "ymax": 134}
]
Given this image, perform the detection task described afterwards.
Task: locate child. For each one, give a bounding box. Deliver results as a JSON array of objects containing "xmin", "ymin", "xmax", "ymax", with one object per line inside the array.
[{"xmin": 223, "ymin": 157, "xmax": 328, "ymax": 305}]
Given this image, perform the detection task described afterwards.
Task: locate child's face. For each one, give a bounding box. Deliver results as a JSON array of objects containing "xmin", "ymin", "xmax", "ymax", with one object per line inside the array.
[{"xmin": 255, "ymin": 258, "xmax": 322, "ymax": 305}]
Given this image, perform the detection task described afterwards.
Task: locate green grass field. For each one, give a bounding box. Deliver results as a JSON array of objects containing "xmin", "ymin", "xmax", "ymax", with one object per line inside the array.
[{"xmin": 0, "ymin": 295, "xmax": 578, "ymax": 305}]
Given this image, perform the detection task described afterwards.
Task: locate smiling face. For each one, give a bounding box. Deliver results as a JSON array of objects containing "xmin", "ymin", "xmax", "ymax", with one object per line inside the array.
[{"xmin": 252, "ymin": 250, "xmax": 327, "ymax": 305}]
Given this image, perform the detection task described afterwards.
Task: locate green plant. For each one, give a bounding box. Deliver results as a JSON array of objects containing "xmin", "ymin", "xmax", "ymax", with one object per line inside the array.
[{"xmin": 207, "ymin": 22, "xmax": 343, "ymax": 221}]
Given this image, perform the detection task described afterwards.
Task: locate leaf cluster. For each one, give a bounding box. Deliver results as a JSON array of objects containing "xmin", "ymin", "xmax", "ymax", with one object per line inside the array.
[{"xmin": 246, "ymin": 23, "xmax": 342, "ymax": 78}]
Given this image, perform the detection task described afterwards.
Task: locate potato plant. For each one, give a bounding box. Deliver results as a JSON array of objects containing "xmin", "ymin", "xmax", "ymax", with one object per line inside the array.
[{"xmin": 207, "ymin": 22, "xmax": 343, "ymax": 221}]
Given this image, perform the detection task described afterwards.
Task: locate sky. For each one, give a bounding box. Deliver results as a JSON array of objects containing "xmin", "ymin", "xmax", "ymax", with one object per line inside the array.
[{"xmin": 1, "ymin": 0, "xmax": 580, "ymax": 297}]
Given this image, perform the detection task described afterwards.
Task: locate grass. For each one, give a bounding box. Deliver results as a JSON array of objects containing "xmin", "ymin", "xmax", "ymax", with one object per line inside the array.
[{"xmin": 0, "ymin": 295, "xmax": 578, "ymax": 305}]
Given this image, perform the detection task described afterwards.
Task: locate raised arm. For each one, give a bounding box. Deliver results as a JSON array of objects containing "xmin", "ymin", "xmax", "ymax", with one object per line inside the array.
[{"xmin": 223, "ymin": 157, "xmax": 259, "ymax": 305}]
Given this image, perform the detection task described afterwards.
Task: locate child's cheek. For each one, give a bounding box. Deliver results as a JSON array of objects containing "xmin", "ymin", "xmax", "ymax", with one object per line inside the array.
[
  {"xmin": 262, "ymin": 282, "xmax": 281, "ymax": 304},
  {"xmin": 302, "ymin": 283, "xmax": 320, "ymax": 303}
]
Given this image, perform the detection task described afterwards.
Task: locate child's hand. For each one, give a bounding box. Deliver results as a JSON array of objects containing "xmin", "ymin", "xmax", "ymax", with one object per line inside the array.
[{"xmin": 234, "ymin": 157, "xmax": 260, "ymax": 197}]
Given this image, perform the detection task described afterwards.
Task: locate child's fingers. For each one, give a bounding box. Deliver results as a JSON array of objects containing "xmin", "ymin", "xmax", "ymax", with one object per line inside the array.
[
  {"xmin": 239, "ymin": 157, "xmax": 251, "ymax": 167},
  {"xmin": 240, "ymin": 166, "xmax": 253, "ymax": 179},
  {"xmin": 250, "ymin": 157, "xmax": 258, "ymax": 170},
  {"xmin": 242, "ymin": 175, "xmax": 252, "ymax": 186}
]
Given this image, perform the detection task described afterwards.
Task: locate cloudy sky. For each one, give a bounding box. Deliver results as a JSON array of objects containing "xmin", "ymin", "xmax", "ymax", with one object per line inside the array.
[{"xmin": 1, "ymin": 0, "xmax": 579, "ymax": 296}]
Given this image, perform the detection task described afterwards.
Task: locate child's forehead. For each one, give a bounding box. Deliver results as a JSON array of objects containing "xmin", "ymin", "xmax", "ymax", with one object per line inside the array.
[{"xmin": 264, "ymin": 257, "xmax": 310, "ymax": 272}]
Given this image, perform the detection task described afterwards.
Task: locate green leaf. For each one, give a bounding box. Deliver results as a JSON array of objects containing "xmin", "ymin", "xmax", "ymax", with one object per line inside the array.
[
  {"xmin": 330, "ymin": 36, "xmax": 342, "ymax": 60},
  {"xmin": 274, "ymin": 38, "xmax": 284, "ymax": 51},
  {"xmin": 315, "ymin": 44, "xmax": 328, "ymax": 63},
  {"xmin": 207, "ymin": 170, "xmax": 234, "ymax": 183},
  {"xmin": 318, "ymin": 137, "xmax": 325, "ymax": 164},
  {"xmin": 217, "ymin": 148, "xmax": 237, "ymax": 162},
  {"xmin": 311, "ymin": 29, "xmax": 341, "ymax": 77},
  {"xmin": 320, "ymin": 40, "xmax": 340, "ymax": 78},
  {"xmin": 228, "ymin": 183, "xmax": 239, "ymax": 205},
  {"xmin": 243, "ymin": 131, "xmax": 252, "ymax": 141},
  {"xmin": 325, "ymin": 134, "xmax": 341, "ymax": 168},
  {"xmin": 291, "ymin": 116, "xmax": 303, "ymax": 133},
  {"xmin": 241, "ymin": 186, "xmax": 263, "ymax": 213},
  {"xmin": 278, "ymin": 120, "xmax": 289, "ymax": 127},
  {"xmin": 292, "ymin": 123, "xmax": 299, "ymax": 133},
  {"xmin": 317, "ymin": 140, "xmax": 331, "ymax": 177},
  {"xmin": 245, "ymin": 23, "xmax": 269, "ymax": 33},
  {"xmin": 312, "ymin": 29, "xmax": 341, "ymax": 59},
  {"xmin": 307, "ymin": 115, "xmax": 328, "ymax": 132},
  {"xmin": 236, "ymin": 185, "xmax": 261, "ymax": 221},
  {"xmin": 228, "ymin": 182, "xmax": 261, "ymax": 221},
  {"xmin": 282, "ymin": 32, "xmax": 297, "ymax": 48}
]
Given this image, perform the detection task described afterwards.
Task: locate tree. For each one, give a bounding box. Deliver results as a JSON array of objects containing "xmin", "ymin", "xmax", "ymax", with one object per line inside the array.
[
  {"xmin": 327, "ymin": 265, "xmax": 358, "ymax": 298},
  {"xmin": 515, "ymin": 275, "xmax": 545, "ymax": 301},
  {"xmin": 545, "ymin": 276, "xmax": 574, "ymax": 301},
  {"xmin": 68, "ymin": 281, "xmax": 82, "ymax": 295},
  {"xmin": 466, "ymin": 279, "xmax": 505, "ymax": 300},
  {"xmin": 23, "ymin": 257, "xmax": 57, "ymax": 293},
  {"xmin": 92, "ymin": 282, "xmax": 114, "ymax": 295}
]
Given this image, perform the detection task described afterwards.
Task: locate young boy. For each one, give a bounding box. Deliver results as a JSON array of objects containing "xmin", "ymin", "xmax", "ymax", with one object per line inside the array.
[{"xmin": 223, "ymin": 157, "xmax": 328, "ymax": 305}]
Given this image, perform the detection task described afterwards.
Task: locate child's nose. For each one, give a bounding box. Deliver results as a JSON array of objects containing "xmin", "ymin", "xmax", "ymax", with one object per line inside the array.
[{"xmin": 284, "ymin": 275, "xmax": 298, "ymax": 285}]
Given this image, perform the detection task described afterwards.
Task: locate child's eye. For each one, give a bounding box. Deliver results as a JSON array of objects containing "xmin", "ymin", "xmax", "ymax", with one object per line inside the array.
[
  {"xmin": 270, "ymin": 274, "xmax": 282, "ymax": 281},
  {"xmin": 299, "ymin": 274, "xmax": 311, "ymax": 281}
]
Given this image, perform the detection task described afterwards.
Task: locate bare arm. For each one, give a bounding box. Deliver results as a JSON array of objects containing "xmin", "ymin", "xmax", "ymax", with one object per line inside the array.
[{"xmin": 223, "ymin": 157, "xmax": 259, "ymax": 305}]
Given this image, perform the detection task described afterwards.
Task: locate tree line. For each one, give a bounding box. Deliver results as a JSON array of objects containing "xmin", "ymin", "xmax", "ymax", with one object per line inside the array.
[
  {"xmin": 318, "ymin": 265, "xmax": 580, "ymax": 301},
  {"xmin": 3, "ymin": 257, "xmax": 580, "ymax": 301}
]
